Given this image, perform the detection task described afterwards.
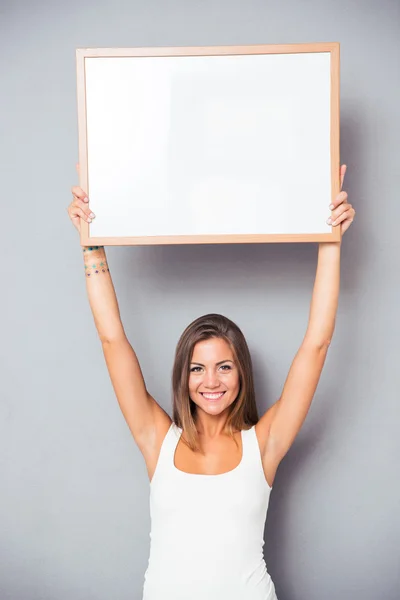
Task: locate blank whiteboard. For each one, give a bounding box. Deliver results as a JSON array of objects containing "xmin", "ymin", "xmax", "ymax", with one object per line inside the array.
[{"xmin": 76, "ymin": 44, "xmax": 341, "ymax": 245}]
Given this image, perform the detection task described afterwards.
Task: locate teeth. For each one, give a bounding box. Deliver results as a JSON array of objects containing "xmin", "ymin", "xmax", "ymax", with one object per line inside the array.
[{"xmin": 202, "ymin": 393, "xmax": 224, "ymax": 399}]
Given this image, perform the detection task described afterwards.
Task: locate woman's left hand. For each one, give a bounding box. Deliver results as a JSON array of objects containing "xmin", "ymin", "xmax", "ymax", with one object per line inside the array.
[{"xmin": 326, "ymin": 165, "xmax": 355, "ymax": 235}]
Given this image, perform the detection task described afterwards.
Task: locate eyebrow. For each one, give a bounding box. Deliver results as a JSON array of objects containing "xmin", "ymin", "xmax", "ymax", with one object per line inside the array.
[{"xmin": 190, "ymin": 360, "xmax": 234, "ymax": 367}]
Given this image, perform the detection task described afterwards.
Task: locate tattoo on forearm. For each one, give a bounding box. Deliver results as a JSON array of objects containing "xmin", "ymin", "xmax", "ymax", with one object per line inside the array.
[
  {"xmin": 83, "ymin": 246, "xmax": 108, "ymax": 276},
  {"xmin": 84, "ymin": 262, "xmax": 109, "ymax": 277}
]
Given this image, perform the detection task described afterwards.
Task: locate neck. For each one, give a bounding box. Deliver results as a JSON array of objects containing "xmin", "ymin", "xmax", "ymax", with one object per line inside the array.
[{"xmin": 194, "ymin": 408, "xmax": 232, "ymax": 438}]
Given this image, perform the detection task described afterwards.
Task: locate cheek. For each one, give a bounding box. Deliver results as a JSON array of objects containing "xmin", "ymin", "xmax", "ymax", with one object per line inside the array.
[
  {"xmin": 226, "ymin": 372, "xmax": 240, "ymax": 388},
  {"xmin": 188, "ymin": 375, "xmax": 196, "ymax": 387},
  {"xmin": 188, "ymin": 376, "xmax": 200, "ymax": 395}
]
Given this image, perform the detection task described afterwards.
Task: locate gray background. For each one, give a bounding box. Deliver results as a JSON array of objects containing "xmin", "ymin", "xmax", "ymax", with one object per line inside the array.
[{"xmin": 1, "ymin": 1, "xmax": 399, "ymax": 599}]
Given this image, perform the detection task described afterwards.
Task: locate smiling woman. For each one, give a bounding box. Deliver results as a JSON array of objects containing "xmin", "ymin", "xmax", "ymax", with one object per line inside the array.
[
  {"xmin": 67, "ymin": 163, "xmax": 354, "ymax": 600},
  {"xmin": 172, "ymin": 314, "xmax": 258, "ymax": 451}
]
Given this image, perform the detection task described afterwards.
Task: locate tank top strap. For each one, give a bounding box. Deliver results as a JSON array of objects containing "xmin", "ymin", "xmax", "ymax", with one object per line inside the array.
[
  {"xmin": 155, "ymin": 422, "xmax": 182, "ymax": 472},
  {"xmin": 240, "ymin": 424, "xmax": 265, "ymax": 476}
]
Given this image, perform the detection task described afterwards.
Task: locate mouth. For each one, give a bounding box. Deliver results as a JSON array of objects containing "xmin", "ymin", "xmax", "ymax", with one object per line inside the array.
[{"xmin": 200, "ymin": 392, "xmax": 226, "ymax": 401}]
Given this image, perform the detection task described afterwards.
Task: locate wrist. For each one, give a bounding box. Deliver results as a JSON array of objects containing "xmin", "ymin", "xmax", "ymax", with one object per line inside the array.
[
  {"xmin": 82, "ymin": 246, "xmax": 108, "ymax": 277},
  {"xmin": 318, "ymin": 241, "xmax": 342, "ymax": 253},
  {"xmin": 83, "ymin": 245, "xmax": 104, "ymax": 252}
]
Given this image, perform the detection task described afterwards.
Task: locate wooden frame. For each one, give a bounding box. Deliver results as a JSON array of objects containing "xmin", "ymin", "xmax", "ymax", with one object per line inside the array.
[{"xmin": 76, "ymin": 43, "xmax": 341, "ymax": 246}]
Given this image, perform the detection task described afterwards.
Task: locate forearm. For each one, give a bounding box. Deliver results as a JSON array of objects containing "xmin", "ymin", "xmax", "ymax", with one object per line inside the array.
[
  {"xmin": 83, "ymin": 246, "xmax": 125, "ymax": 342},
  {"xmin": 303, "ymin": 242, "xmax": 341, "ymax": 348}
]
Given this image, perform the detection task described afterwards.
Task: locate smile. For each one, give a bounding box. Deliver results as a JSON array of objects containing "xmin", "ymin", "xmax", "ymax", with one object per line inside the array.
[{"xmin": 200, "ymin": 392, "xmax": 225, "ymax": 401}]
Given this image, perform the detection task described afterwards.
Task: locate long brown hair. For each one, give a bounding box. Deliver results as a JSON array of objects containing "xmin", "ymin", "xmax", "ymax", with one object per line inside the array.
[{"xmin": 172, "ymin": 313, "xmax": 259, "ymax": 451}]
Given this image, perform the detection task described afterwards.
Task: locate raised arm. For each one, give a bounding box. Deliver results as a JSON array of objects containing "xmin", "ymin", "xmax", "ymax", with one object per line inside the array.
[
  {"xmin": 256, "ymin": 166, "xmax": 355, "ymax": 485},
  {"xmin": 68, "ymin": 182, "xmax": 171, "ymax": 479}
]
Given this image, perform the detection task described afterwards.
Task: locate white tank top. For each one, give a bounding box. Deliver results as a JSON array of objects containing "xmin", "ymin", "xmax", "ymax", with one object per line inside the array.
[{"xmin": 143, "ymin": 422, "xmax": 278, "ymax": 600}]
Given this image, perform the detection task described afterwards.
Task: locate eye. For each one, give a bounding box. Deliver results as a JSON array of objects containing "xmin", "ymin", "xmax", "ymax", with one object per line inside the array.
[
  {"xmin": 220, "ymin": 364, "xmax": 232, "ymax": 371},
  {"xmin": 190, "ymin": 366, "xmax": 202, "ymax": 373}
]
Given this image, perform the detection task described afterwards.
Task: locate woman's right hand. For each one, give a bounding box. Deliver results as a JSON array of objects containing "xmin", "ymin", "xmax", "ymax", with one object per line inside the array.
[{"xmin": 67, "ymin": 163, "xmax": 96, "ymax": 233}]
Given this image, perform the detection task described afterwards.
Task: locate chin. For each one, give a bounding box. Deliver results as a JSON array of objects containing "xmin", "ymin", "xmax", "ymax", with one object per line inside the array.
[{"xmin": 200, "ymin": 402, "xmax": 228, "ymax": 416}]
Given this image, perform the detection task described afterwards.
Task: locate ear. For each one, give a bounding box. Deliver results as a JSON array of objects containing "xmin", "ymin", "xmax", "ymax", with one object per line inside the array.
[{"xmin": 340, "ymin": 164, "xmax": 347, "ymax": 190}]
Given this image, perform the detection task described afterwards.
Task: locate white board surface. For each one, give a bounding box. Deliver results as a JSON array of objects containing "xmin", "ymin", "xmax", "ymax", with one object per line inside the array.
[{"xmin": 78, "ymin": 46, "xmax": 340, "ymax": 243}]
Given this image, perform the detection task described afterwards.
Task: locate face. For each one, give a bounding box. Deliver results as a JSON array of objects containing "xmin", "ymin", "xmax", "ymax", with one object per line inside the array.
[{"xmin": 188, "ymin": 337, "xmax": 241, "ymax": 416}]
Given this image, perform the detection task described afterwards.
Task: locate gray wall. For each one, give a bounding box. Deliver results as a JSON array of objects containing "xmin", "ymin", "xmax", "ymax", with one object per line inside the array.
[{"xmin": 2, "ymin": 1, "xmax": 399, "ymax": 598}]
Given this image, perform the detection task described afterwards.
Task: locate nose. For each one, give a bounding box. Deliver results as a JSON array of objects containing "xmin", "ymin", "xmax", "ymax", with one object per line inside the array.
[{"xmin": 203, "ymin": 369, "xmax": 220, "ymax": 389}]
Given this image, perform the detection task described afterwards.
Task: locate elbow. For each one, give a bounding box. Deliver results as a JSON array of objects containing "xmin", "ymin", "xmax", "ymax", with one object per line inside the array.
[
  {"xmin": 303, "ymin": 336, "xmax": 332, "ymax": 351},
  {"xmin": 99, "ymin": 331, "xmax": 126, "ymax": 345},
  {"xmin": 318, "ymin": 338, "xmax": 332, "ymax": 351},
  {"xmin": 319, "ymin": 339, "xmax": 332, "ymax": 351},
  {"xmin": 98, "ymin": 323, "xmax": 126, "ymax": 345}
]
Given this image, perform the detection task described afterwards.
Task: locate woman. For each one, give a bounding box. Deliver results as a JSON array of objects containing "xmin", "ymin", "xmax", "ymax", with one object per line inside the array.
[{"xmin": 67, "ymin": 164, "xmax": 355, "ymax": 600}]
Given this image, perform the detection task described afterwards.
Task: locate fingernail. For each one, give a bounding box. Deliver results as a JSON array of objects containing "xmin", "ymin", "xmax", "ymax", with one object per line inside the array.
[
  {"xmin": 329, "ymin": 204, "xmax": 334, "ymax": 210},
  {"xmin": 327, "ymin": 218, "xmax": 332, "ymax": 225},
  {"xmin": 84, "ymin": 197, "xmax": 89, "ymax": 203},
  {"xmin": 90, "ymin": 213, "xmax": 95, "ymax": 218}
]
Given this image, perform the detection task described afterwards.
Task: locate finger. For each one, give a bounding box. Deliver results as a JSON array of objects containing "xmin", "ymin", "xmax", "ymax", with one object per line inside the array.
[
  {"xmin": 71, "ymin": 186, "xmax": 89, "ymax": 202},
  {"xmin": 327, "ymin": 203, "xmax": 351, "ymax": 225},
  {"xmin": 330, "ymin": 203, "xmax": 352, "ymax": 223},
  {"xmin": 331, "ymin": 207, "xmax": 353, "ymax": 226},
  {"xmin": 330, "ymin": 191, "xmax": 348, "ymax": 210},
  {"xmin": 73, "ymin": 198, "xmax": 95, "ymax": 220},
  {"xmin": 331, "ymin": 200, "xmax": 351, "ymax": 221},
  {"xmin": 68, "ymin": 204, "xmax": 93, "ymax": 223}
]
